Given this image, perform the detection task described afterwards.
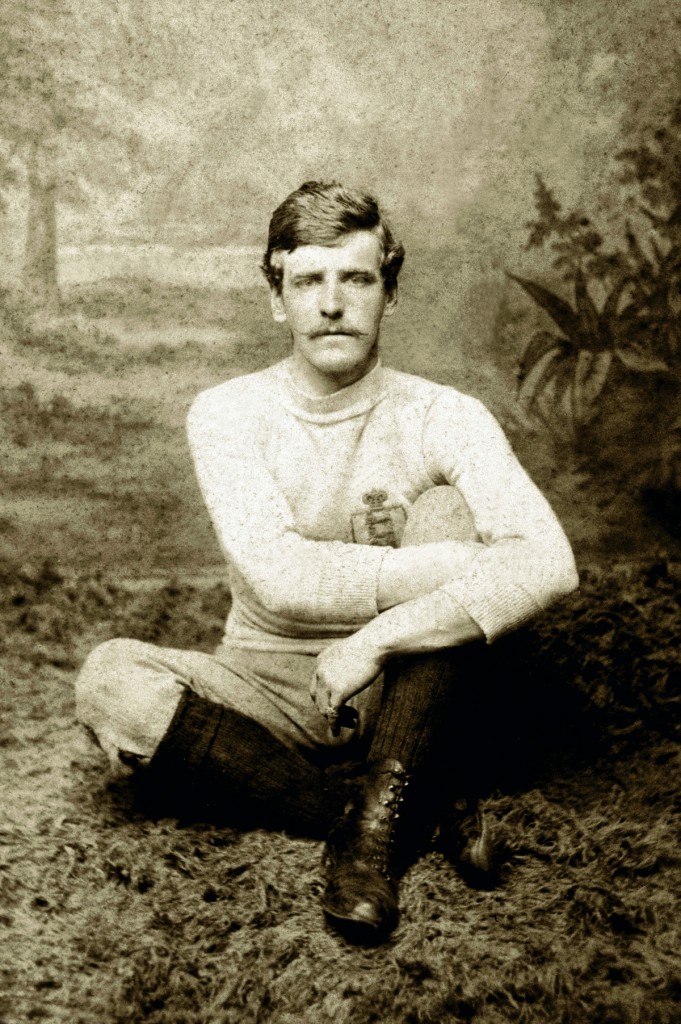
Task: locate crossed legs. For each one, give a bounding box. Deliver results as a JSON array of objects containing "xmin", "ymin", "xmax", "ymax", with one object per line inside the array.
[{"xmin": 76, "ymin": 486, "xmax": 495, "ymax": 940}]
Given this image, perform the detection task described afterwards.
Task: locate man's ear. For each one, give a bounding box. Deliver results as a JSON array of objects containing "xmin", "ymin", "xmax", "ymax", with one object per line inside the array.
[
  {"xmin": 383, "ymin": 285, "xmax": 398, "ymax": 317},
  {"xmin": 270, "ymin": 288, "xmax": 287, "ymax": 324}
]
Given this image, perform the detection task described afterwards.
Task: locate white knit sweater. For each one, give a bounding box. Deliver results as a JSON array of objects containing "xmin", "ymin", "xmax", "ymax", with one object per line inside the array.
[{"xmin": 187, "ymin": 359, "xmax": 578, "ymax": 655}]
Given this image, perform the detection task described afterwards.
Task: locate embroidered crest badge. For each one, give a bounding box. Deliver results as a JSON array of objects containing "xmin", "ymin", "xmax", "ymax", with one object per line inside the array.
[{"xmin": 351, "ymin": 490, "xmax": 407, "ymax": 547}]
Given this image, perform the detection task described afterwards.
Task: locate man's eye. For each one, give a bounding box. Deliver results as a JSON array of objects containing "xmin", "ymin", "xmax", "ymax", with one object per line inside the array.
[
  {"xmin": 293, "ymin": 277, "xmax": 319, "ymax": 288},
  {"xmin": 348, "ymin": 274, "xmax": 374, "ymax": 285}
]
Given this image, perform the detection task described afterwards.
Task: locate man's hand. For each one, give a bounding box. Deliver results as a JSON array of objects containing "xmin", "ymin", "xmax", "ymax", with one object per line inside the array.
[{"xmin": 310, "ymin": 633, "xmax": 385, "ymax": 736}]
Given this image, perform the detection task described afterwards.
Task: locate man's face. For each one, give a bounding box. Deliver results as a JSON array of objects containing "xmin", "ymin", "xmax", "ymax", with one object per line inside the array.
[{"xmin": 270, "ymin": 230, "xmax": 397, "ymax": 394}]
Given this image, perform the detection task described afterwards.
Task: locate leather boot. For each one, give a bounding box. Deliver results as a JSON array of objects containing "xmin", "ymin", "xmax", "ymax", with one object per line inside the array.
[
  {"xmin": 434, "ymin": 795, "xmax": 501, "ymax": 889},
  {"xmin": 321, "ymin": 758, "xmax": 412, "ymax": 943}
]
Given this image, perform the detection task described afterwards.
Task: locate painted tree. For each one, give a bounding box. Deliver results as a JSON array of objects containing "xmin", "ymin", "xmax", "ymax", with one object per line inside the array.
[{"xmin": 0, "ymin": 0, "xmax": 181, "ymax": 310}]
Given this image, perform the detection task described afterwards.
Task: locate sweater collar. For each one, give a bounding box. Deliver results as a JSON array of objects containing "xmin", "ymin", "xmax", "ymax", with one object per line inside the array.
[{"xmin": 274, "ymin": 357, "xmax": 388, "ymax": 422}]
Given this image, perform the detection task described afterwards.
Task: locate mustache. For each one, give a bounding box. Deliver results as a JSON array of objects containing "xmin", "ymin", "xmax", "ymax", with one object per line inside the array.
[{"xmin": 310, "ymin": 327, "xmax": 362, "ymax": 339}]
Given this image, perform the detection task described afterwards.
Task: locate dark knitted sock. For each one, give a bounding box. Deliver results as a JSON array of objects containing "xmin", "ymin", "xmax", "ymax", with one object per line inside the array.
[
  {"xmin": 368, "ymin": 650, "xmax": 463, "ymax": 773},
  {"xmin": 141, "ymin": 689, "xmax": 345, "ymax": 835},
  {"xmin": 366, "ymin": 646, "xmax": 489, "ymax": 847}
]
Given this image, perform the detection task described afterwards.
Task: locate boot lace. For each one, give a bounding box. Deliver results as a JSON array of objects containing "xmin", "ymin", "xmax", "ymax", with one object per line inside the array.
[{"xmin": 358, "ymin": 765, "xmax": 409, "ymax": 877}]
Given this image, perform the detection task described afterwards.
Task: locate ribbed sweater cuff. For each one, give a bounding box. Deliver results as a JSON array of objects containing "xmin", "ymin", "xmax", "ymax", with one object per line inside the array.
[
  {"xmin": 443, "ymin": 569, "xmax": 542, "ymax": 643},
  {"xmin": 316, "ymin": 545, "xmax": 388, "ymax": 621}
]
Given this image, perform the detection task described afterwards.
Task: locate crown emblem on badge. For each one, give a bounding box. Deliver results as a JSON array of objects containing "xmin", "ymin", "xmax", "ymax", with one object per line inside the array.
[
  {"xmin": 351, "ymin": 490, "xmax": 406, "ymax": 547},
  {"xmin": 362, "ymin": 490, "xmax": 389, "ymax": 508}
]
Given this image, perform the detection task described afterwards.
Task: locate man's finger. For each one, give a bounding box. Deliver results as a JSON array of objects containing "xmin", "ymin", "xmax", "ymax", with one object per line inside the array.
[{"xmin": 324, "ymin": 704, "xmax": 358, "ymax": 735}]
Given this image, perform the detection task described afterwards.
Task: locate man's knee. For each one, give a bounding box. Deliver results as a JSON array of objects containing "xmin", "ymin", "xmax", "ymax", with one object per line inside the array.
[
  {"xmin": 75, "ymin": 638, "xmax": 146, "ymax": 717},
  {"xmin": 402, "ymin": 485, "xmax": 478, "ymax": 546},
  {"xmin": 75, "ymin": 637, "xmax": 181, "ymax": 776},
  {"xmin": 79, "ymin": 636, "xmax": 142, "ymax": 674}
]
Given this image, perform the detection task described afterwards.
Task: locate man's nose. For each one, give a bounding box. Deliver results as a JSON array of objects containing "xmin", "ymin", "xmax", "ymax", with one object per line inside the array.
[{"xmin": 319, "ymin": 278, "xmax": 343, "ymax": 318}]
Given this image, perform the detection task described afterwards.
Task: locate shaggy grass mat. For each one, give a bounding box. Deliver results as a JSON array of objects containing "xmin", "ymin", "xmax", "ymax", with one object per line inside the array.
[{"xmin": 1, "ymin": 561, "xmax": 679, "ymax": 1023}]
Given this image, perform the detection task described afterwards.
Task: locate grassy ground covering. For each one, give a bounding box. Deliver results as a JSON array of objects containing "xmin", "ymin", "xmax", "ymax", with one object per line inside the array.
[{"xmin": 1, "ymin": 560, "xmax": 679, "ymax": 1023}]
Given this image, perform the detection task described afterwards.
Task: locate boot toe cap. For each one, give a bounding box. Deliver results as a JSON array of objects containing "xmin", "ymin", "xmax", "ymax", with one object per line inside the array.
[{"xmin": 322, "ymin": 864, "xmax": 399, "ymax": 942}]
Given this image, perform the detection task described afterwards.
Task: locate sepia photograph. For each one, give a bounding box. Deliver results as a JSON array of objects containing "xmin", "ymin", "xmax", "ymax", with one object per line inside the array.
[{"xmin": 1, "ymin": 0, "xmax": 679, "ymax": 1021}]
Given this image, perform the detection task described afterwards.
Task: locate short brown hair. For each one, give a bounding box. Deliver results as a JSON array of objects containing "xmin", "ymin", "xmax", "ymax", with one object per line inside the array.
[{"xmin": 262, "ymin": 181, "xmax": 405, "ymax": 294}]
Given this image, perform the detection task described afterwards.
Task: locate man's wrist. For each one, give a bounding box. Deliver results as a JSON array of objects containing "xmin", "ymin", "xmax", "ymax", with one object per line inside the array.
[
  {"xmin": 355, "ymin": 587, "xmax": 485, "ymax": 660},
  {"xmin": 344, "ymin": 624, "xmax": 391, "ymax": 666},
  {"xmin": 377, "ymin": 541, "xmax": 483, "ymax": 612},
  {"xmin": 348, "ymin": 616, "xmax": 396, "ymax": 663}
]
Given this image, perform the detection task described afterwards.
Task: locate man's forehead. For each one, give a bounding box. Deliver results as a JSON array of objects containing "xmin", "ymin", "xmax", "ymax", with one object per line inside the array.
[{"xmin": 278, "ymin": 231, "xmax": 383, "ymax": 275}]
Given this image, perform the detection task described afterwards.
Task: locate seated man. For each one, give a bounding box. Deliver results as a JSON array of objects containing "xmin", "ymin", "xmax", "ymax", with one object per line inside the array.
[{"xmin": 76, "ymin": 181, "xmax": 579, "ymax": 944}]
